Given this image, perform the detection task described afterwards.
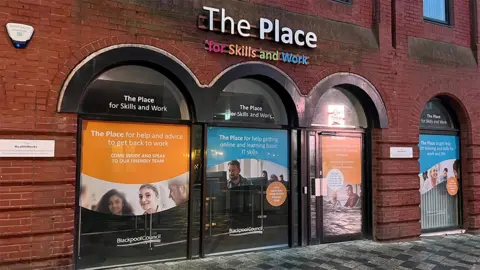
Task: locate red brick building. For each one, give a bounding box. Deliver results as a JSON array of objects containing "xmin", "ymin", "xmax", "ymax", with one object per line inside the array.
[{"xmin": 1, "ymin": 0, "xmax": 479, "ymax": 269}]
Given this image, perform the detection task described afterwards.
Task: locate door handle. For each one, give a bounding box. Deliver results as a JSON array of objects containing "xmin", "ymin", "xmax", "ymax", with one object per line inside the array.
[{"xmin": 303, "ymin": 186, "xmax": 308, "ymax": 194}]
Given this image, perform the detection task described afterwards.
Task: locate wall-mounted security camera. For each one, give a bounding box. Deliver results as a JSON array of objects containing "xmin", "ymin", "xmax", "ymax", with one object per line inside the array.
[{"xmin": 5, "ymin": 23, "xmax": 34, "ymax": 49}]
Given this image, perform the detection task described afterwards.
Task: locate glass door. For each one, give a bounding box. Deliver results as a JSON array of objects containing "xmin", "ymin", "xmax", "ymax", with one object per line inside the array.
[
  {"xmin": 203, "ymin": 127, "xmax": 290, "ymax": 255},
  {"xmin": 309, "ymin": 132, "xmax": 364, "ymax": 243}
]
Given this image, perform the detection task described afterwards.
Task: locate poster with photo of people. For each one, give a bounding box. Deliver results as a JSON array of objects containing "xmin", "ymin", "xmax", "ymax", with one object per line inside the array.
[
  {"xmin": 77, "ymin": 120, "xmax": 190, "ymax": 268},
  {"xmin": 321, "ymin": 136, "xmax": 362, "ymax": 237},
  {"xmin": 418, "ymin": 134, "xmax": 460, "ymax": 229},
  {"xmin": 204, "ymin": 127, "xmax": 289, "ymax": 254},
  {"xmin": 419, "ymin": 134, "xmax": 460, "ymax": 195}
]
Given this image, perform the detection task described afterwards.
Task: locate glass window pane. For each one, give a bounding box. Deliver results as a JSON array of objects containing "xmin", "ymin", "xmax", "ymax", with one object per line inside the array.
[
  {"xmin": 204, "ymin": 127, "xmax": 289, "ymax": 254},
  {"xmin": 419, "ymin": 134, "xmax": 460, "ymax": 230},
  {"xmin": 81, "ymin": 65, "xmax": 190, "ymax": 120},
  {"xmin": 291, "ymin": 130, "xmax": 299, "ymax": 246},
  {"xmin": 189, "ymin": 124, "xmax": 204, "ymax": 257},
  {"xmin": 213, "ymin": 79, "xmax": 288, "ymax": 125},
  {"xmin": 308, "ymin": 135, "xmax": 317, "ymax": 239},
  {"xmin": 312, "ymin": 88, "xmax": 367, "ymax": 128},
  {"xmin": 78, "ymin": 120, "xmax": 191, "ymax": 268},
  {"xmin": 423, "ymin": 0, "xmax": 447, "ymax": 22},
  {"xmin": 322, "ymin": 135, "xmax": 363, "ymax": 237},
  {"xmin": 420, "ymin": 100, "xmax": 456, "ymax": 130}
]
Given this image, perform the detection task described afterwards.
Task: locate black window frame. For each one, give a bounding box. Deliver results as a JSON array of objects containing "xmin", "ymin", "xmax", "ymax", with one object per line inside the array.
[{"xmin": 423, "ymin": 0, "xmax": 452, "ymax": 26}]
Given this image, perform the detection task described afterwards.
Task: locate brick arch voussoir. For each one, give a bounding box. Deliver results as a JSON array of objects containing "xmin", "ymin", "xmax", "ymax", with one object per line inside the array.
[{"xmin": 48, "ymin": 35, "xmax": 200, "ymax": 110}]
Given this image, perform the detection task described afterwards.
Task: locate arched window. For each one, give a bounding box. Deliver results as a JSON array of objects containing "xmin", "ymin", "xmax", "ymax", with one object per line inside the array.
[
  {"xmin": 212, "ymin": 78, "xmax": 288, "ymax": 125},
  {"xmin": 76, "ymin": 64, "xmax": 192, "ymax": 269},
  {"xmin": 418, "ymin": 98, "xmax": 461, "ymax": 231},
  {"xmin": 311, "ymin": 88, "xmax": 367, "ymax": 128},
  {"xmin": 420, "ymin": 99, "xmax": 456, "ymax": 130},
  {"xmin": 205, "ymin": 78, "xmax": 291, "ymax": 255},
  {"xmin": 80, "ymin": 65, "xmax": 190, "ymax": 120}
]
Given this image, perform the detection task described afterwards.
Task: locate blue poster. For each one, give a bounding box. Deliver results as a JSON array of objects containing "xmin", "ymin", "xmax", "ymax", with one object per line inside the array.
[
  {"xmin": 207, "ymin": 126, "xmax": 289, "ymax": 187},
  {"xmin": 418, "ymin": 134, "xmax": 460, "ymax": 194},
  {"xmin": 205, "ymin": 127, "xmax": 290, "ymax": 244}
]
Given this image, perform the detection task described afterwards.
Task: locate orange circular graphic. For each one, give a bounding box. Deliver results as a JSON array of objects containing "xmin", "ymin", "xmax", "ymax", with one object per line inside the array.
[
  {"xmin": 446, "ymin": 177, "xmax": 458, "ymax": 196},
  {"xmin": 266, "ymin": 182, "xmax": 287, "ymax": 207}
]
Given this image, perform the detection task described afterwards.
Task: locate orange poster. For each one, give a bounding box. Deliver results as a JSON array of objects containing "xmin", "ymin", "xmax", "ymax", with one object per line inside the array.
[
  {"xmin": 322, "ymin": 136, "xmax": 361, "ymax": 187},
  {"xmin": 321, "ymin": 135, "xmax": 362, "ymax": 236},
  {"xmin": 80, "ymin": 120, "xmax": 190, "ymax": 216}
]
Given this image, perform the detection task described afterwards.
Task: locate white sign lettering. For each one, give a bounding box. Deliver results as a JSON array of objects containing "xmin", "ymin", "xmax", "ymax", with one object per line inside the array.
[{"xmin": 203, "ymin": 6, "xmax": 317, "ymax": 48}]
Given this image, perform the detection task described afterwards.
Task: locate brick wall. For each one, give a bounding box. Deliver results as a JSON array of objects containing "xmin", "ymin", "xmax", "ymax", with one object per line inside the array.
[{"xmin": 0, "ymin": 0, "xmax": 479, "ymax": 268}]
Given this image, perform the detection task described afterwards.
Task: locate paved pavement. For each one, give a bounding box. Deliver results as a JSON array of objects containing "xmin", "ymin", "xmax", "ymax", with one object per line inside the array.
[{"xmin": 113, "ymin": 234, "xmax": 480, "ymax": 270}]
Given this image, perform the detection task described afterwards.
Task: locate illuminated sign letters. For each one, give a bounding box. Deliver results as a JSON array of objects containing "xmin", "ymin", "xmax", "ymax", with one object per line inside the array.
[{"xmin": 202, "ymin": 6, "xmax": 317, "ymax": 49}]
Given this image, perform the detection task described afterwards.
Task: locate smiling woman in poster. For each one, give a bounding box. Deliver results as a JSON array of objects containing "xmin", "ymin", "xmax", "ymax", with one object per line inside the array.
[
  {"xmin": 139, "ymin": 184, "xmax": 164, "ymax": 214},
  {"xmin": 96, "ymin": 189, "xmax": 134, "ymax": 216},
  {"xmin": 421, "ymin": 164, "xmax": 439, "ymax": 194}
]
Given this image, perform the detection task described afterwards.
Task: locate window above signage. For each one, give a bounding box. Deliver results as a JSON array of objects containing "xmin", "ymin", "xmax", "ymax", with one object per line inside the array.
[
  {"xmin": 420, "ymin": 99, "xmax": 456, "ymax": 131},
  {"xmin": 80, "ymin": 65, "xmax": 190, "ymax": 120},
  {"xmin": 311, "ymin": 88, "xmax": 367, "ymax": 128},
  {"xmin": 212, "ymin": 78, "xmax": 288, "ymax": 125},
  {"xmin": 198, "ymin": 6, "xmax": 318, "ymax": 49}
]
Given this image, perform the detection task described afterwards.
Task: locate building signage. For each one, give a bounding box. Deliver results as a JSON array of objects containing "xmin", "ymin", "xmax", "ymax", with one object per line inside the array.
[
  {"xmin": 202, "ymin": 7, "xmax": 317, "ymax": 48},
  {"xmin": 420, "ymin": 101, "xmax": 453, "ymax": 130},
  {"xmin": 81, "ymin": 80, "xmax": 182, "ymax": 118},
  {"xmin": 390, "ymin": 147, "xmax": 413, "ymax": 159},
  {"xmin": 205, "ymin": 40, "xmax": 309, "ymax": 65},
  {"xmin": 0, "ymin": 139, "xmax": 55, "ymax": 157},
  {"xmin": 199, "ymin": 6, "xmax": 315, "ymax": 65}
]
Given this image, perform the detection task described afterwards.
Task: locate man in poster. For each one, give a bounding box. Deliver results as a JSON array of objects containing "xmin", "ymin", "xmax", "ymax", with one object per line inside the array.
[
  {"xmin": 227, "ymin": 160, "xmax": 252, "ymax": 189},
  {"xmin": 344, "ymin": 185, "xmax": 359, "ymax": 208},
  {"xmin": 168, "ymin": 177, "xmax": 189, "ymax": 205}
]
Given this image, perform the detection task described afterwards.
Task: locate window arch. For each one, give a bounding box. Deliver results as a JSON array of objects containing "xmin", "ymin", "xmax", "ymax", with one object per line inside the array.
[
  {"xmin": 311, "ymin": 87, "xmax": 367, "ymax": 128},
  {"xmin": 211, "ymin": 78, "xmax": 288, "ymax": 125},
  {"xmin": 418, "ymin": 98, "xmax": 461, "ymax": 231},
  {"xmin": 420, "ymin": 98, "xmax": 456, "ymax": 131},
  {"xmin": 80, "ymin": 65, "xmax": 190, "ymax": 120}
]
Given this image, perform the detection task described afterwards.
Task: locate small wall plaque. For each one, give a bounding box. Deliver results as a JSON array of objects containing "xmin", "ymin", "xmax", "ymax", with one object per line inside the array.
[
  {"xmin": 390, "ymin": 147, "xmax": 413, "ymax": 159},
  {"xmin": 0, "ymin": 139, "xmax": 55, "ymax": 157}
]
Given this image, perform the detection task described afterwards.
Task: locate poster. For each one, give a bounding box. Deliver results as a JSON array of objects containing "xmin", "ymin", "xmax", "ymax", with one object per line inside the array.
[
  {"xmin": 205, "ymin": 127, "xmax": 289, "ymax": 251},
  {"xmin": 418, "ymin": 134, "xmax": 460, "ymax": 195},
  {"xmin": 80, "ymin": 121, "xmax": 190, "ymax": 215},
  {"xmin": 321, "ymin": 136, "xmax": 362, "ymax": 236},
  {"xmin": 207, "ymin": 127, "xmax": 289, "ymax": 193},
  {"xmin": 78, "ymin": 120, "xmax": 190, "ymax": 268},
  {"xmin": 418, "ymin": 134, "xmax": 460, "ymax": 229}
]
